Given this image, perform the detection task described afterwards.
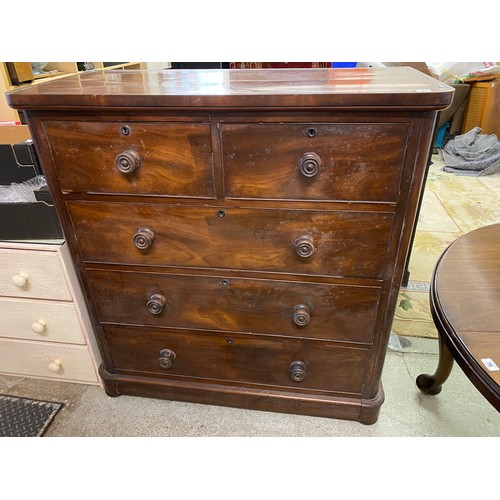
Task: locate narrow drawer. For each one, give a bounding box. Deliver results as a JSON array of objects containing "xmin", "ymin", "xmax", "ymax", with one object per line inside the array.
[
  {"xmin": 0, "ymin": 248, "xmax": 71, "ymax": 300},
  {"xmin": 0, "ymin": 297, "xmax": 84, "ymax": 344},
  {"xmin": 69, "ymin": 201, "xmax": 393, "ymax": 279},
  {"xmin": 88, "ymin": 269, "xmax": 381, "ymax": 344},
  {"xmin": 221, "ymin": 122, "xmax": 410, "ymax": 202},
  {"xmin": 43, "ymin": 121, "xmax": 215, "ymax": 198},
  {"xmin": 104, "ymin": 325, "xmax": 370, "ymax": 395},
  {"xmin": 0, "ymin": 338, "xmax": 98, "ymax": 383}
]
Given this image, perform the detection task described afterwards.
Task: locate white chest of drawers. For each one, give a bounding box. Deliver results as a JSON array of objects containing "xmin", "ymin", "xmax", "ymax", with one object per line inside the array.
[{"xmin": 0, "ymin": 240, "xmax": 101, "ymax": 384}]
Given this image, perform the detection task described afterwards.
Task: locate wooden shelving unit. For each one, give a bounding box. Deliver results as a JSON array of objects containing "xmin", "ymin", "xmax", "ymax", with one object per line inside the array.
[
  {"xmin": 43, "ymin": 61, "xmax": 145, "ymax": 75},
  {"xmin": 462, "ymin": 72, "xmax": 500, "ymax": 137}
]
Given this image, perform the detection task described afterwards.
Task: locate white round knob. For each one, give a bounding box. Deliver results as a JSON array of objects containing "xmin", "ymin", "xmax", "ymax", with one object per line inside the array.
[
  {"xmin": 48, "ymin": 359, "xmax": 63, "ymax": 373},
  {"xmin": 11, "ymin": 272, "xmax": 29, "ymax": 287},
  {"xmin": 31, "ymin": 320, "xmax": 47, "ymax": 334}
]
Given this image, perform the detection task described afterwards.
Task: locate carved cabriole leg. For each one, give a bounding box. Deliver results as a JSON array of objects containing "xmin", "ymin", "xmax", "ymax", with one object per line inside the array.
[{"xmin": 416, "ymin": 334, "xmax": 454, "ymax": 395}]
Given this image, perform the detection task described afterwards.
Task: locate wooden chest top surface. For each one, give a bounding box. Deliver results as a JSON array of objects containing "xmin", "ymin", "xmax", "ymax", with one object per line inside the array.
[{"xmin": 7, "ymin": 67, "xmax": 454, "ymax": 109}]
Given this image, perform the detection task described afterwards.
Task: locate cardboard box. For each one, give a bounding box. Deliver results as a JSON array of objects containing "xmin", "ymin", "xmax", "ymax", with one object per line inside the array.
[{"xmin": 0, "ymin": 125, "xmax": 63, "ymax": 240}]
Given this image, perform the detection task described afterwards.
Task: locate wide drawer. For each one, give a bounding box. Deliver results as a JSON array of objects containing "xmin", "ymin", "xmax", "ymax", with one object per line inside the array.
[
  {"xmin": 69, "ymin": 201, "xmax": 393, "ymax": 279},
  {"xmin": 221, "ymin": 122, "xmax": 410, "ymax": 202},
  {"xmin": 43, "ymin": 121, "xmax": 215, "ymax": 198},
  {"xmin": 0, "ymin": 248, "xmax": 71, "ymax": 300},
  {"xmin": 104, "ymin": 325, "xmax": 370, "ymax": 395},
  {"xmin": 0, "ymin": 297, "xmax": 84, "ymax": 344},
  {"xmin": 87, "ymin": 269, "xmax": 381, "ymax": 343},
  {"xmin": 0, "ymin": 337, "xmax": 97, "ymax": 383}
]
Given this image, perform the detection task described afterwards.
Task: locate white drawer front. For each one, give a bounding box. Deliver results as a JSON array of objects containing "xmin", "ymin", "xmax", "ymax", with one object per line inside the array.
[
  {"xmin": 0, "ymin": 248, "xmax": 71, "ymax": 300},
  {"xmin": 0, "ymin": 297, "xmax": 85, "ymax": 344},
  {"xmin": 0, "ymin": 338, "xmax": 98, "ymax": 383}
]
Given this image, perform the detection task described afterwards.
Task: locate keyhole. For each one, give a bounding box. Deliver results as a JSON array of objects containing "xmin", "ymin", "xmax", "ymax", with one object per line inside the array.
[
  {"xmin": 307, "ymin": 128, "xmax": 317, "ymax": 138},
  {"xmin": 121, "ymin": 125, "xmax": 130, "ymax": 136},
  {"xmin": 217, "ymin": 210, "xmax": 226, "ymax": 218}
]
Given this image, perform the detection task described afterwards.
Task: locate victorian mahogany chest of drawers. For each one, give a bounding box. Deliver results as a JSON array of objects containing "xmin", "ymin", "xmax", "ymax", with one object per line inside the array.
[{"xmin": 8, "ymin": 67, "xmax": 453, "ymax": 424}]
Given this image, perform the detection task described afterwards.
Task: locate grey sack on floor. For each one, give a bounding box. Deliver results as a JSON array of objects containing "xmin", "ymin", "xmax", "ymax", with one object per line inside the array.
[{"xmin": 442, "ymin": 127, "xmax": 500, "ymax": 176}]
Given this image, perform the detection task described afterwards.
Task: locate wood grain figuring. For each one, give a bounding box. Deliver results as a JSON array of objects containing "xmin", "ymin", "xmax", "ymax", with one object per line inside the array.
[
  {"xmin": 68, "ymin": 202, "xmax": 393, "ymax": 278},
  {"xmin": 8, "ymin": 68, "xmax": 454, "ymax": 423},
  {"xmin": 458, "ymin": 332, "xmax": 500, "ymax": 387},
  {"xmin": 221, "ymin": 122, "xmax": 409, "ymax": 202},
  {"xmin": 418, "ymin": 223, "xmax": 500, "ymax": 410},
  {"xmin": 7, "ymin": 67, "xmax": 454, "ymax": 109},
  {"xmin": 86, "ymin": 269, "xmax": 381, "ymax": 343},
  {"xmin": 0, "ymin": 248, "xmax": 71, "ymax": 300},
  {"xmin": 0, "ymin": 297, "xmax": 84, "ymax": 344},
  {"xmin": 43, "ymin": 121, "xmax": 214, "ymax": 197},
  {"xmin": 437, "ymin": 226, "xmax": 500, "ymax": 335},
  {"xmin": 104, "ymin": 325, "xmax": 370, "ymax": 394},
  {"xmin": 100, "ymin": 366, "xmax": 382, "ymax": 423}
]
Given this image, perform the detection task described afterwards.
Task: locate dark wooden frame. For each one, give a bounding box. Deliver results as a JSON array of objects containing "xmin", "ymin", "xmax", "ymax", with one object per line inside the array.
[{"xmin": 8, "ymin": 68, "xmax": 454, "ymax": 424}]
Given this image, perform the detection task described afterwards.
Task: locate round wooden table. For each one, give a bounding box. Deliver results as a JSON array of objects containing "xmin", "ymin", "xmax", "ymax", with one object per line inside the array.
[{"xmin": 416, "ymin": 223, "xmax": 500, "ymax": 411}]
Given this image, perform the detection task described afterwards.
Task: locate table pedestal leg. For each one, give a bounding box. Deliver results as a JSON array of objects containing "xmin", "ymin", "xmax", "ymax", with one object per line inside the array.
[{"xmin": 416, "ymin": 335, "xmax": 454, "ymax": 395}]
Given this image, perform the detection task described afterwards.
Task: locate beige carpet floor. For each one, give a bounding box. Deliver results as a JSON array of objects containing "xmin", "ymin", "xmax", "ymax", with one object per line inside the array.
[{"xmin": 392, "ymin": 152, "xmax": 500, "ymax": 339}]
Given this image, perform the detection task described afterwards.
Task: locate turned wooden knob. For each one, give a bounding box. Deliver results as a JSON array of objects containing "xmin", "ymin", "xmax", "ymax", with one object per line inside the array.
[
  {"xmin": 292, "ymin": 304, "xmax": 311, "ymax": 326},
  {"xmin": 289, "ymin": 361, "xmax": 307, "ymax": 382},
  {"xmin": 31, "ymin": 319, "xmax": 47, "ymax": 334},
  {"xmin": 133, "ymin": 228, "xmax": 155, "ymax": 250},
  {"xmin": 11, "ymin": 272, "xmax": 29, "ymax": 287},
  {"xmin": 147, "ymin": 294, "xmax": 167, "ymax": 315},
  {"xmin": 294, "ymin": 235, "xmax": 315, "ymax": 258},
  {"xmin": 48, "ymin": 359, "xmax": 63, "ymax": 373},
  {"xmin": 298, "ymin": 152, "xmax": 321, "ymax": 178},
  {"xmin": 115, "ymin": 150, "xmax": 141, "ymax": 174},
  {"xmin": 158, "ymin": 349, "xmax": 176, "ymax": 369}
]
